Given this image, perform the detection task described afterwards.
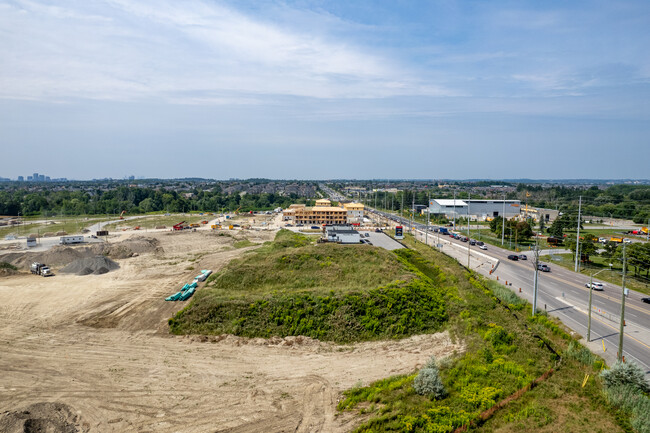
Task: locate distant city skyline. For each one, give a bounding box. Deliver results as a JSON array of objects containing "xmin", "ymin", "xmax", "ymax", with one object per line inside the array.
[{"xmin": 1, "ymin": 0, "xmax": 649, "ymax": 179}]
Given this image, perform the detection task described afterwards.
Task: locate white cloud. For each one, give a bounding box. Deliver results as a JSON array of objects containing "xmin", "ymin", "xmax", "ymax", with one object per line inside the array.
[{"xmin": 0, "ymin": 0, "xmax": 439, "ymax": 102}]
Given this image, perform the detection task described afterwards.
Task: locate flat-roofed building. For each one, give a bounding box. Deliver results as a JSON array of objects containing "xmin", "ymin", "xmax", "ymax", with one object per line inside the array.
[
  {"xmin": 326, "ymin": 225, "xmax": 361, "ymax": 244},
  {"xmin": 428, "ymin": 199, "xmax": 520, "ymax": 220}
]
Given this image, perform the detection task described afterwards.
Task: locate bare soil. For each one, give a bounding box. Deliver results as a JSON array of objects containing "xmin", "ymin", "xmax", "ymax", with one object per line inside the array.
[{"xmin": 0, "ymin": 228, "xmax": 460, "ymax": 432}]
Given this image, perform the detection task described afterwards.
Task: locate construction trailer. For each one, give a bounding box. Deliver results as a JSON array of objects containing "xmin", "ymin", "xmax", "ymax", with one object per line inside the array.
[{"xmin": 60, "ymin": 235, "xmax": 84, "ymax": 245}]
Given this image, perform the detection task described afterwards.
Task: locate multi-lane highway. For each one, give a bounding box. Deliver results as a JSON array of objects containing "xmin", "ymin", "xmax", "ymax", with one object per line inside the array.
[{"xmin": 364, "ymin": 206, "xmax": 650, "ymax": 375}]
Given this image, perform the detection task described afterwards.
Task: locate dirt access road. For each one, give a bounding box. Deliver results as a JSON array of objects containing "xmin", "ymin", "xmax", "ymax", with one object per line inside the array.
[{"xmin": 0, "ymin": 229, "xmax": 460, "ymax": 432}]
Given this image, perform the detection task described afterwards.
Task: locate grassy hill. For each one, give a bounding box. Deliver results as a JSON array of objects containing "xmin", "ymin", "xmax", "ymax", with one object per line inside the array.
[{"xmin": 169, "ymin": 230, "xmax": 450, "ymax": 341}]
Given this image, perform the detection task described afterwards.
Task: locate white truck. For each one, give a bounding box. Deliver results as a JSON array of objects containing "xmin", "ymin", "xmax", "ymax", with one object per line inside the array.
[
  {"xmin": 27, "ymin": 238, "xmax": 37, "ymax": 247},
  {"xmin": 30, "ymin": 262, "xmax": 53, "ymax": 277},
  {"xmin": 60, "ymin": 235, "xmax": 84, "ymax": 245}
]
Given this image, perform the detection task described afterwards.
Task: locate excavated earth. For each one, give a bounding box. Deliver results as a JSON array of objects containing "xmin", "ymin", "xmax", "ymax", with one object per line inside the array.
[{"xmin": 0, "ymin": 229, "xmax": 461, "ymax": 432}]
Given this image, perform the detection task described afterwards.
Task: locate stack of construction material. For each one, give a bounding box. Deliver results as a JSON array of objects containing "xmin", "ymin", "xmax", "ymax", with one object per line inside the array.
[{"xmin": 165, "ymin": 269, "xmax": 212, "ymax": 301}]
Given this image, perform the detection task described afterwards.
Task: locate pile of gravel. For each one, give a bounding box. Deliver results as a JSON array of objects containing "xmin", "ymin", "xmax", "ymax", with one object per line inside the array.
[
  {"xmin": 0, "ymin": 402, "xmax": 87, "ymax": 433},
  {"xmin": 60, "ymin": 256, "xmax": 120, "ymax": 276}
]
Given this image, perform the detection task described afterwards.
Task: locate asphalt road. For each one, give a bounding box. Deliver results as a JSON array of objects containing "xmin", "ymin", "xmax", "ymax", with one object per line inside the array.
[{"xmin": 364, "ymin": 207, "xmax": 650, "ymax": 375}]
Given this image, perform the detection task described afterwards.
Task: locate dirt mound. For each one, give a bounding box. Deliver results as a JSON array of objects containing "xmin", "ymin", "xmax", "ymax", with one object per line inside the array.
[
  {"xmin": 60, "ymin": 256, "xmax": 120, "ymax": 275},
  {"xmin": 0, "ymin": 246, "xmax": 87, "ymax": 270},
  {"xmin": 0, "ymin": 402, "xmax": 88, "ymax": 433},
  {"xmin": 97, "ymin": 236, "xmax": 163, "ymax": 259}
]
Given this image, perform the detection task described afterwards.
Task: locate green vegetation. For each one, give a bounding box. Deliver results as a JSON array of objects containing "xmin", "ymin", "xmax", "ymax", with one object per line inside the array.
[
  {"xmin": 541, "ymin": 252, "xmax": 650, "ymax": 296},
  {"xmin": 233, "ymin": 239, "xmax": 258, "ymax": 248},
  {"xmin": 601, "ymin": 362, "xmax": 650, "ymax": 433},
  {"xmin": 0, "ymin": 262, "xmax": 18, "ymax": 271},
  {"xmin": 0, "ymin": 216, "xmax": 107, "ymax": 238},
  {"xmin": 337, "ymin": 236, "xmax": 627, "ymax": 433},
  {"xmin": 169, "ymin": 230, "xmax": 449, "ymax": 342},
  {"xmin": 0, "ymin": 183, "xmax": 316, "ymax": 216}
]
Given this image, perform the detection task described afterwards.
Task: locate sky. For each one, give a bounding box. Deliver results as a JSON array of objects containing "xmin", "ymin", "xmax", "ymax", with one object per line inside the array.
[{"xmin": 1, "ymin": 0, "xmax": 649, "ymax": 180}]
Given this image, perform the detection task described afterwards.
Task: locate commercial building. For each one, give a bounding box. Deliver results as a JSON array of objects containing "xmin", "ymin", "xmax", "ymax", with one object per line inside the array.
[
  {"xmin": 283, "ymin": 199, "xmax": 364, "ymax": 225},
  {"xmin": 428, "ymin": 199, "xmax": 521, "ymax": 220},
  {"xmin": 325, "ymin": 225, "xmax": 361, "ymax": 244}
]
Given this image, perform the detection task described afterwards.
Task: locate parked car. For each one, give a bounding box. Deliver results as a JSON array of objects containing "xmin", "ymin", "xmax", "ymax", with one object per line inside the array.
[
  {"xmin": 623, "ymin": 238, "xmax": 632, "ymax": 244},
  {"xmin": 476, "ymin": 241, "xmax": 484, "ymax": 246},
  {"xmin": 538, "ymin": 264, "xmax": 551, "ymax": 272},
  {"xmin": 311, "ymin": 226, "xmax": 320, "ymax": 229},
  {"xmin": 469, "ymin": 240, "xmax": 476, "ymax": 245},
  {"xmin": 642, "ymin": 297, "xmax": 650, "ymax": 304},
  {"xmin": 507, "ymin": 254, "xmax": 519, "ymax": 261},
  {"xmin": 585, "ymin": 282, "xmax": 604, "ymax": 291},
  {"xmin": 518, "ymin": 254, "xmax": 527, "ymax": 260},
  {"xmin": 479, "ymin": 244, "xmax": 488, "ymax": 250}
]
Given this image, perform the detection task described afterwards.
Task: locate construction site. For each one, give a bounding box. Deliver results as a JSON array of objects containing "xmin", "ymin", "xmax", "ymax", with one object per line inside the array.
[{"xmin": 0, "ymin": 211, "xmax": 458, "ymax": 432}]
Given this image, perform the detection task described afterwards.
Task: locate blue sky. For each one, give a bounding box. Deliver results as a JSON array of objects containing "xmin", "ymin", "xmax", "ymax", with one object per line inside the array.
[{"xmin": 1, "ymin": 0, "xmax": 649, "ymax": 180}]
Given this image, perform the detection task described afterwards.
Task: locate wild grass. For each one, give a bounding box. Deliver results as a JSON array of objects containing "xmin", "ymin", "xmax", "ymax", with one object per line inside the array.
[
  {"xmin": 337, "ymin": 234, "xmax": 626, "ymax": 433},
  {"xmin": 169, "ymin": 230, "xmax": 449, "ymax": 342}
]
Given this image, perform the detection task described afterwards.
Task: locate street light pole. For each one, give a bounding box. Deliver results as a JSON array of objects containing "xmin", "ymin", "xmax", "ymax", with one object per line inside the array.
[
  {"xmin": 426, "ymin": 191, "xmax": 430, "ymax": 246},
  {"xmin": 467, "ymin": 195, "xmax": 471, "ymax": 269},
  {"xmin": 574, "ymin": 195, "xmax": 582, "ymax": 272},
  {"xmin": 501, "ymin": 193, "xmax": 506, "ymax": 246},
  {"xmin": 532, "ymin": 234, "xmax": 540, "ymax": 316},
  {"xmin": 453, "ymin": 191, "xmax": 456, "ymax": 232},
  {"xmin": 587, "ymin": 265, "xmax": 613, "ymax": 342},
  {"xmin": 618, "ymin": 243, "xmax": 628, "ymax": 361}
]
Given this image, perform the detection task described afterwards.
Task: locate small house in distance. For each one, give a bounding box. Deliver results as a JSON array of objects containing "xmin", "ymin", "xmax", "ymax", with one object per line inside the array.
[{"xmin": 325, "ymin": 225, "xmax": 361, "ymax": 244}]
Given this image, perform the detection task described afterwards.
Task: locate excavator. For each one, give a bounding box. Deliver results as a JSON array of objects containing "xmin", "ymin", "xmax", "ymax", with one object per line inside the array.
[
  {"xmin": 119, "ymin": 210, "xmax": 126, "ymax": 220},
  {"xmin": 173, "ymin": 221, "xmax": 186, "ymax": 231}
]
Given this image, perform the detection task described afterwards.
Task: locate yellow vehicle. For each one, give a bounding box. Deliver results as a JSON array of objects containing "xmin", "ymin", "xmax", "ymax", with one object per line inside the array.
[
  {"xmin": 190, "ymin": 223, "xmax": 200, "ymax": 228},
  {"xmin": 610, "ymin": 236, "xmax": 623, "ymax": 243},
  {"xmin": 210, "ymin": 224, "xmax": 221, "ymax": 229},
  {"xmin": 228, "ymin": 225, "xmax": 234, "ymax": 230}
]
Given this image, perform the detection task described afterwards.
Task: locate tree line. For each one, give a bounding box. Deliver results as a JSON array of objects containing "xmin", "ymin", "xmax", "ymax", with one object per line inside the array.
[{"xmin": 0, "ymin": 186, "xmax": 314, "ymax": 217}]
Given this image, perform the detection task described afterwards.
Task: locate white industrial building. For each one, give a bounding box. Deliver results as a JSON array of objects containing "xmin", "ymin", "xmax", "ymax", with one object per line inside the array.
[
  {"xmin": 428, "ymin": 199, "xmax": 521, "ymax": 220},
  {"xmin": 325, "ymin": 225, "xmax": 362, "ymax": 244}
]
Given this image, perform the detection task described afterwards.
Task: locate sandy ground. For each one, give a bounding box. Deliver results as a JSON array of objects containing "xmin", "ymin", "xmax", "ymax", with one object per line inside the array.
[{"xmin": 0, "ymin": 227, "xmax": 460, "ymax": 432}]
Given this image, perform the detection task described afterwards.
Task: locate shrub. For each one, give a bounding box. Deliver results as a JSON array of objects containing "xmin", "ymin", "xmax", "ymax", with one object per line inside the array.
[
  {"xmin": 0, "ymin": 262, "xmax": 17, "ymax": 270},
  {"xmin": 413, "ymin": 357, "xmax": 446, "ymax": 399},
  {"xmin": 601, "ymin": 361, "xmax": 650, "ymax": 393},
  {"xmin": 565, "ymin": 341, "xmax": 595, "ymax": 366},
  {"xmin": 605, "ymin": 385, "xmax": 650, "ymax": 433}
]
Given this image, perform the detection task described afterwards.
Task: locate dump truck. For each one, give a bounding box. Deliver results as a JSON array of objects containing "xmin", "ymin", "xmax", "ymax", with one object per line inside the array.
[
  {"xmin": 30, "ymin": 262, "xmax": 52, "ymax": 277},
  {"xmin": 210, "ymin": 224, "xmax": 222, "ymax": 230},
  {"xmin": 190, "ymin": 223, "xmax": 200, "ymax": 228},
  {"xmin": 610, "ymin": 236, "xmax": 624, "ymax": 243}
]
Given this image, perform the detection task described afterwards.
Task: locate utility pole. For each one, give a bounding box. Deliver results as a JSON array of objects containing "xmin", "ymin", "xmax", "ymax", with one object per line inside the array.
[
  {"xmin": 618, "ymin": 243, "xmax": 628, "ymax": 361},
  {"xmin": 574, "ymin": 196, "xmax": 582, "ymax": 272},
  {"xmin": 411, "ymin": 193, "xmax": 415, "ymax": 237},
  {"xmin": 501, "ymin": 193, "xmax": 506, "ymax": 246},
  {"xmin": 587, "ymin": 265, "xmax": 613, "ymax": 342},
  {"xmin": 400, "ymin": 192, "xmax": 404, "ymax": 226},
  {"xmin": 532, "ymin": 234, "xmax": 540, "ymax": 316},
  {"xmin": 467, "ymin": 197, "xmax": 471, "ymax": 268},
  {"xmin": 452, "ymin": 190, "xmax": 457, "ymax": 231},
  {"xmin": 426, "ymin": 191, "xmax": 430, "ymax": 246}
]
